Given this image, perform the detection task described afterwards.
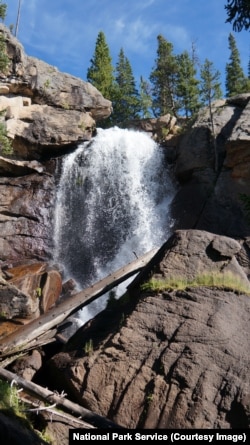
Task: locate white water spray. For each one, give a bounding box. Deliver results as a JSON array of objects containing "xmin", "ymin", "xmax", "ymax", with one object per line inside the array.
[{"xmin": 53, "ymin": 127, "xmax": 175, "ymax": 321}]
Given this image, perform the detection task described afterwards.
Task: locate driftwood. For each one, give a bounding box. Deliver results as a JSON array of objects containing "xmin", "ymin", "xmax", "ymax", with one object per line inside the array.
[
  {"xmin": 0, "ymin": 367, "xmax": 124, "ymax": 429},
  {"xmin": 0, "ymin": 248, "xmax": 158, "ymax": 359}
]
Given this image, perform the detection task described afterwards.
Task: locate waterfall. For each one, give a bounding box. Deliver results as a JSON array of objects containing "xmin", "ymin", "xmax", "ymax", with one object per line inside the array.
[{"xmin": 53, "ymin": 127, "xmax": 175, "ymax": 322}]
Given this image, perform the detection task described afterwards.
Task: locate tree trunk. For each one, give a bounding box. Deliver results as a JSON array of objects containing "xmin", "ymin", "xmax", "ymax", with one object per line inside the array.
[
  {"xmin": 0, "ymin": 248, "xmax": 158, "ymax": 359},
  {"xmin": 0, "ymin": 367, "xmax": 124, "ymax": 429}
]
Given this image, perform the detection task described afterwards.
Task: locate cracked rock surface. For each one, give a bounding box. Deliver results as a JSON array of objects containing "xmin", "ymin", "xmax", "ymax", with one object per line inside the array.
[{"xmin": 48, "ymin": 230, "xmax": 250, "ymax": 429}]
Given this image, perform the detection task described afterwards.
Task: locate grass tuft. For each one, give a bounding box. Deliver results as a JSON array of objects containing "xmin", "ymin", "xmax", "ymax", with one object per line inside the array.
[{"xmin": 140, "ymin": 271, "xmax": 250, "ymax": 295}]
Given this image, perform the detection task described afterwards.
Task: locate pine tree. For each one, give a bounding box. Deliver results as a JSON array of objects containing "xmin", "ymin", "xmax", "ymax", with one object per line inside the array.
[
  {"xmin": 176, "ymin": 50, "xmax": 200, "ymax": 118},
  {"xmin": 200, "ymin": 59, "xmax": 222, "ymax": 172},
  {"xmin": 139, "ymin": 76, "xmax": 153, "ymax": 118},
  {"xmin": 0, "ymin": 32, "xmax": 9, "ymax": 73},
  {"xmin": 149, "ymin": 35, "xmax": 178, "ymax": 117},
  {"xmin": 112, "ymin": 48, "xmax": 140, "ymax": 124},
  {"xmin": 0, "ymin": 0, "xmax": 7, "ymax": 21},
  {"xmin": 225, "ymin": 33, "xmax": 247, "ymax": 96},
  {"xmin": 0, "ymin": 1, "xmax": 9, "ymax": 75},
  {"xmin": 225, "ymin": 0, "xmax": 250, "ymax": 32},
  {"xmin": 87, "ymin": 31, "xmax": 114, "ymax": 101}
]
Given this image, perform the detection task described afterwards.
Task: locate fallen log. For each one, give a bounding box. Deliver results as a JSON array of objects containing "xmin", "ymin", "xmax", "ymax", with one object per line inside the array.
[
  {"xmin": 0, "ymin": 247, "xmax": 158, "ymax": 359},
  {"xmin": 0, "ymin": 367, "xmax": 124, "ymax": 429}
]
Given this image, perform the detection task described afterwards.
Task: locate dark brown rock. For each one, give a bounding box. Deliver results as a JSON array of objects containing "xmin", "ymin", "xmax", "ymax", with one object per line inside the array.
[
  {"xmin": 171, "ymin": 95, "xmax": 250, "ymax": 237},
  {"xmin": 48, "ymin": 230, "xmax": 250, "ymax": 429},
  {"xmin": 0, "ymin": 275, "xmax": 39, "ymax": 320},
  {"xmin": 40, "ymin": 269, "xmax": 62, "ymax": 313},
  {"xmin": 224, "ymin": 98, "xmax": 250, "ymax": 179},
  {"xmin": 0, "ymin": 412, "xmax": 46, "ymax": 445},
  {"xmin": 0, "ymin": 262, "xmax": 62, "ymax": 333},
  {"xmin": 0, "ymin": 319, "xmax": 24, "ymax": 341},
  {"xmin": 0, "ymin": 173, "xmax": 55, "ymax": 266},
  {"xmin": 10, "ymin": 349, "xmax": 42, "ymax": 381}
]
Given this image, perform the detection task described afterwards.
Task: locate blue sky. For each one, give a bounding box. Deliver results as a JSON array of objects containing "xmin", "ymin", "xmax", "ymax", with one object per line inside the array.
[{"xmin": 4, "ymin": 0, "xmax": 249, "ymax": 96}]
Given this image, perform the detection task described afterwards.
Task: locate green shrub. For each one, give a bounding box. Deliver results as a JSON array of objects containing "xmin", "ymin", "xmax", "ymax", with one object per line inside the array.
[
  {"xmin": 84, "ymin": 338, "xmax": 93, "ymax": 355},
  {"xmin": 0, "ymin": 122, "xmax": 13, "ymax": 155},
  {"xmin": 0, "ymin": 379, "xmax": 24, "ymax": 417},
  {"xmin": 0, "ymin": 30, "xmax": 9, "ymax": 74}
]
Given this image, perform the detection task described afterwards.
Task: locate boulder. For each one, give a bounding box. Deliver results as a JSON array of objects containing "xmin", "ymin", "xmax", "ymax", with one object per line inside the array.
[
  {"xmin": 48, "ymin": 230, "xmax": 250, "ymax": 429},
  {"xmin": 125, "ymin": 113, "xmax": 179, "ymax": 142},
  {"xmin": 0, "ymin": 156, "xmax": 44, "ymax": 175},
  {"xmin": 171, "ymin": 94, "xmax": 250, "ymax": 238},
  {"xmin": 224, "ymin": 97, "xmax": 250, "ymax": 179},
  {"xmin": 0, "ymin": 412, "xmax": 44, "ymax": 445},
  {"xmin": 0, "ymin": 275, "xmax": 39, "ymax": 320},
  {"xmin": 0, "ymin": 261, "xmax": 62, "ymax": 333},
  {"xmin": 0, "ymin": 24, "xmax": 112, "ymax": 159},
  {"xmin": 9, "ymin": 349, "xmax": 42, "ymax": 381}
]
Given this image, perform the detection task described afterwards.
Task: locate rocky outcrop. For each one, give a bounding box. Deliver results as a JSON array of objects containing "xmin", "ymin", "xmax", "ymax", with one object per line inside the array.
[
  {"xmin": 225, "ymin": 96, "xmax": 250, "ymax": 179},
  {"xmin": 0, "ymin": 261, "xmax": 62, "ymax": 338},
  {"xmin": 0, "ymin": 172, "xmax": 55, "ymax": 267},
  {"xmin": 48, "ymin": 230, "xmax": 250, "ymax": 429},
  {"xmin": 171, "ymin": 94, "xmax": 250, "ymax": 238},
  {"xmin": 0, "ymin": 24, "xmax": 112, "ymax": 159},
  {"xmin": 0, "ymin": 22, "xmax": 116, "ymax": 268},
  {"xmin": 126, "ymin": 113, "xmax": 180, "ymax": 142},
  {"xmin": 0, "ymin": 23, "xmax": 113, "ymax": 267}
]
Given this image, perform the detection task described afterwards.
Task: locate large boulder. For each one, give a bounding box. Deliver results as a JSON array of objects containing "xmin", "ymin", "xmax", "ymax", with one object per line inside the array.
[
  {"xmin": 48, "ymin": 230, "xmax": 250, "ymax": 429},
  {"xmin": 0, "ymin": 261, "xmax": 62, "ymax": 337},
  {"xmin": 171, "ymin": 94, "xmax": 250, "ymax": 237},
  {"xmin": 0, "ymin": 24, "xmax": 112, "ymax": 159},
  {"xmin": 224, "ymin": 96, "xmax": 250, "ymax": 179}
]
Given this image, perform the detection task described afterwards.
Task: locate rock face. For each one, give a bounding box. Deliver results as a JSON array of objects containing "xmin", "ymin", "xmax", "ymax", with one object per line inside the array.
[
  {"xmin": 0, "ymin": 23, "xmax": 112, "ymax": 267},
  {"xmin": 0, "ymin": 24, "xmax": 112, "ymax": 159},
  {"xmin": 48, "ymin": 230, "xmax": 250, "ymax": 429},
  {"xmin": 171, "ymin": 95, "xmax": 250, "ymax": 238},
  {"xmin": 0, "ymin": 172, "xmax": 55, "ymax": 267}
]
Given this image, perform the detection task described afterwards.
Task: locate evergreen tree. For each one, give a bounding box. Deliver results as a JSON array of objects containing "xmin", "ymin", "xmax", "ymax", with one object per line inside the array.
[
  {"xmin": 200, "ymin": 59, "xmax": 222, "ymax": 107},
  {"xmin": 0, "ymin": 1, "xmax": 9, "ymax": 74},
  {"xmin": 112, "ymin": 48, "xmax": 140, "ymax": 124},
  {"xmin": 0, "ymin": 0, "xmax": 7, "ymax": 21},
  {"xmin": 176, "ymin": 50, "xmax": 200, "ymax": 118},
  {"xmin": 87, "ymin": 31, "xmax": 114, "ymax": 101},
  {"xmin": 225, "ymin": 0, "xmax": 250, "ymax": 32},
  {"xmin": 0, "ymin": 31, "xmax": 9, "ymax": 73},
  {"xmin": 200, "ymin": 59, "xmax": 222, "ymax": 172},
  {"xmin": 225, "ymin": 33, "xmax": 248, "ymax": 96},
  {"xmin": 149, "ymin": 35, "xmax": 178, "ymax": 117},
  {"xmin": 139, "ymin": 76, "xmax": 153, "ymax": 118}
]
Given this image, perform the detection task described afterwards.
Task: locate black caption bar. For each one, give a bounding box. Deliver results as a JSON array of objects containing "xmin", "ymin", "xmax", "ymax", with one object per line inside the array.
[{"xmin": 69, "ymin": 429, "xmax": 249, "ymax": 445}]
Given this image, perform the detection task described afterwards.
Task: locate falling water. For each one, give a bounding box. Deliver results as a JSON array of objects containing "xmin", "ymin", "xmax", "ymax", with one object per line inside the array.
[{"xmin": 53, "ymin": 127, "xmax": 175, "ymax": 321}]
